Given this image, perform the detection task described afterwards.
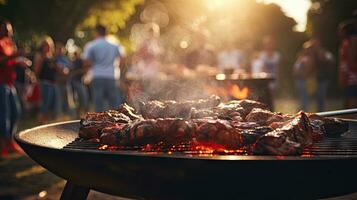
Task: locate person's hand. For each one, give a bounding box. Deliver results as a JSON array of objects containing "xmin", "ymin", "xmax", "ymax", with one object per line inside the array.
[
  {"xmin": 15, "ymin": 57, "xmax": 32, "ymax": 67},
  {"xmin": 62, "ymin": 67, "xmax": 70, "ymax": 75}
]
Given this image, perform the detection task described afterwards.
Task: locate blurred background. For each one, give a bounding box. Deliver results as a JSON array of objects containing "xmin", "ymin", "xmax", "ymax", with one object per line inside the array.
[{"xmin": 0, "ymin": 0, "xmax": 356, "ymax": 199}]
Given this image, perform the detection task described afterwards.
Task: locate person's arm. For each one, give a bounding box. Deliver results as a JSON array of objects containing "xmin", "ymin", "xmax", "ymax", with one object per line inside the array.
[
  {"xmin": 71, "ymin": 60, "xmax": 88, "ymax": 77},
  {"xmin": 82, "ymin": 43, "xmax": 93, "ymax": 70},
  {"xmin": 117, "ymin": 45, "xmax": 126, "ymax": 69},
  {"xmin": 33, "ymin": 52, "xmax": 44, "ymax": 76},
  {"xmin": 0, "ymin": 39, "xmax": 19, "ymax": 66},
  {"xmin": 0, "ymin": 53, "xmax": 18, "ymax": 66}
]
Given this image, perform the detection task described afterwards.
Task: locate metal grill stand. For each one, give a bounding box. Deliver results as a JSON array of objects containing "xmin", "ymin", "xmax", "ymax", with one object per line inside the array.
[{"xmin": 60, "ymin": 182, "xmax": 89, "ymax": 200}]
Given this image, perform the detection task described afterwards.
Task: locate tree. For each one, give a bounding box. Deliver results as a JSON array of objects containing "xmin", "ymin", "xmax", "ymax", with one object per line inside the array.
[
  {"xmin": 128, "ymin": 0, "xmax": 307, "ymax": 94},
  {"xmin": 0, "ymin": 0, "xmax": 142, "ymax": 43}
]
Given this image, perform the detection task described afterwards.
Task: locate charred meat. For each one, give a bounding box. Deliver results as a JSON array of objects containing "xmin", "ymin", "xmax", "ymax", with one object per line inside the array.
[{"xmin": 78, "ymin": 97, "xmax": 349, "ymax": 155}]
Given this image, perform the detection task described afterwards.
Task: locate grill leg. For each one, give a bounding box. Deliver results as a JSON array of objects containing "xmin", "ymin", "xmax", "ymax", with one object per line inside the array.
[{"xmin": 60, "ymin": 181, "xmax": 90, "ymax": 200}]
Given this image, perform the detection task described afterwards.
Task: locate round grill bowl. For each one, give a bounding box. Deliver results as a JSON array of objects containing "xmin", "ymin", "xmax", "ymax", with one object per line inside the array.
[{"xmin": 15, "ymin": 120, "xmax": 357, "ymax": 199}]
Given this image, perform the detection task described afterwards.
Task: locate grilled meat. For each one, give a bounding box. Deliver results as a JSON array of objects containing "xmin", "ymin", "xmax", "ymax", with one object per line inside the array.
[
  {"xmin": 118, "ymin": 103, "xmax": 142, "ymax": 120},
  {"xmin": 79, "ymin": 110, "xmax": 131, "ymax": 139},
  {"xmin": 98, "ymin": 118, "xmax": 273, "ymax": 149},
  {"xmin": 228, "ymin": 99, "xmax": 267, "ymax": 117},
  {"xmin": 253, "ymin": 112, "xmax": 313, "ymax": 155},
  {"xmin": 79, "ymin": 97, "xmax": 349, "ymax": 156},
  {"xmin": 139, "ymin": 95, "xmax": 221, "ymax": 119},
  {"xmin": 307, "ymin": 113, "xmax": 349, "ymax": 137}
]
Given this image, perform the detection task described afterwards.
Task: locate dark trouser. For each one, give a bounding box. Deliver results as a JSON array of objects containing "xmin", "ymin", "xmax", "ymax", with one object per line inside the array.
[
  {"xmin": 72, "ymin": 80, "xmax": 89, "ymax": 112},
  {"xmin": 90, "ymin": 78, "xmax": 123, "ymax": 112},
  {"xmin": 40, "ymin": 81, "xmax": 61, "ymax": 117},
  {"xmin": 316, "ymin": 80, "xmax": 328, "ymax": 112},
  {"xmin": 295, "ymin": 79, "xmax": 309, "ymax": 111},
  {"xmin": 0, "ymin": 84, "xmax": 21, "ymax": 138}
]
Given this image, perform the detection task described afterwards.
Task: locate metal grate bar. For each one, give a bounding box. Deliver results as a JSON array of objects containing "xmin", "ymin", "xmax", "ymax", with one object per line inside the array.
[{"xmin": 63, "ymin": 125, "xmax": 357, "ymax": 157}]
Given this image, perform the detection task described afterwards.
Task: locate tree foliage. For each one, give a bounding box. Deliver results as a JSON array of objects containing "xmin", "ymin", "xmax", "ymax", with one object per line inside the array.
[{"xmin": 0, "ymin": 0, "xmax": 142, "ymax": 43}]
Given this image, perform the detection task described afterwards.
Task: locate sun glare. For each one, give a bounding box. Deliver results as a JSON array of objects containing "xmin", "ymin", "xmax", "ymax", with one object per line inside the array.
[{"xmin": 207, "ymin": 0, "xmax": 236, "ymax": 10}]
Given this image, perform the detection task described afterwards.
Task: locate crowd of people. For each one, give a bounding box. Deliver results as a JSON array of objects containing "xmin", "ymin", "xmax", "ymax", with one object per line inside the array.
[
  {"xmin": 0, "ymin": 21, "xmax": 126, "ymax": 156},
  {"xmin": 1, "ymin": 12, "xmax": 356, "ymax": 156}
]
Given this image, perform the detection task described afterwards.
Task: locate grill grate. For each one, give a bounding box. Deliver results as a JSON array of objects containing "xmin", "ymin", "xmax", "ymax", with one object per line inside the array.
[
  {"xmin": 63, "ymin": 124, "xmax": 357, "ymax": 157},
  {"xmin": 63, "ymin": 136, "xmax": 357, "ymax": 157}
]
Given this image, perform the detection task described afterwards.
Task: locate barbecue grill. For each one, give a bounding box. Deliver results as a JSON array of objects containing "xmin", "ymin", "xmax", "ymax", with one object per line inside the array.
[{"xmin": 15, "ymin": 119, "xmax": 357, "ymax": 200}]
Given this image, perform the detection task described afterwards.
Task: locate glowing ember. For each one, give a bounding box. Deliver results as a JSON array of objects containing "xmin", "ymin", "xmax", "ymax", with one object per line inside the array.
[
  {"xmin": 229, "ymin": 84, "xmax": 249, "ymax": 99},
  {"xmin": 97, "ymin": 141, "xmax": 251, "ymax": 156},
  {"xmin": 99, "ymin": 145, "xmax": 108, "ymax": 150}
]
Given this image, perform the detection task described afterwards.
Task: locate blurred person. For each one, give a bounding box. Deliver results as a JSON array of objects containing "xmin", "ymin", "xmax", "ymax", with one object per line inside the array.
[
  {"xmin": 14, "ymin": 47, "xmax": 28, "ymax": 112},
  {"xmin": 293, "ymin": 48, "xmax": 314, "ymax": 111},
  {"xmin": 259, "ymin": 36, "xmax": 280, "ymax": 110},
  {"xmin": 251, "ymin": 51, "xmax": 265, "ymax": 74},
  {"xmin": 131, "ymin": 23, "xmax": 162, "ymax": 78},
  {"xmin": 34, "ymin": 37, "xmax": 61, "ymax": 123},
  {"xmin": 259, "ymin": 36, "xmax": 281, "ymax": 80},
  {"xmin": 338, "ymin": 22, "xmax": 357, "ymax": 108},
  {"xmin": 310, "ymin": 38, "xmax": 335, "ymax": 112},
  {"xmin": 14, "ymin": 47, "xmax": 35, "ymax": 114},
  {"xmin": 71, "ymin": 49, "xmax": 89, "ymax": 116},
  {"xmin": 185, "ymin": 30, "xmax": 216, "ymax": 69},
  {"xmin": 217, "ymin": 43, "xmax": 245, "ymax": 74},
  {"xmin": 55, "ymin": 42, "xmax": 75, "ymax": 115},
  {"xmin": 0, "ymin": 19, "xmax": 30, "ymax": 156},
  {"xmin": 83, "ymin": 24, "xmax": 125, "ymax": 112}
]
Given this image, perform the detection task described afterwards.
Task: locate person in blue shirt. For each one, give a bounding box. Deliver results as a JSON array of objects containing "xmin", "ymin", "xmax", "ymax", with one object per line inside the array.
[
  {"xmin": 55, "ymin": 42, "xmax": 74, "ymax": 115},
  {"xmin": 83, "ymin": 24, "xmax": 125, "ymax": 112}
]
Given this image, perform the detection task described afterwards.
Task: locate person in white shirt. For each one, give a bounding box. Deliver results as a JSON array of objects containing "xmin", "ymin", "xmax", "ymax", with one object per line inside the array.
[
  {"xmin": 259, "ymin": 37, "xmax": 281, "ymax": 79},
  {"xmin": 217, "ymin": 44, "xmax": 244, "ymax": 73},
  {"xmin": 258, "ymin": 36, "xmax": 281, "ymax": 110},
  {"xmin": 251, "ymin": 52, "xmax": 265, "ymax": 74},
  {"xmin": 83, "ymin": 24, "xmax": 125, "ymax": 112}
]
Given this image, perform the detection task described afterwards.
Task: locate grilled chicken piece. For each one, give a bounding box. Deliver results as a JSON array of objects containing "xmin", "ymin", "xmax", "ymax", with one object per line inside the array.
[
  {"xmin": 139, "ymin": 95, "xmax": 221, "ymax": 119},
  {"xmin": 253, "ymin": 112, "xmax": 313, "ymax": 155},
  {"xmin": 79, "ymin": 110, "xmax": 131, "ymax": 139}
]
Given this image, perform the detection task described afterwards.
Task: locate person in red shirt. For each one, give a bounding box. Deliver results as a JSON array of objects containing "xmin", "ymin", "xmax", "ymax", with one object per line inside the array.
[
  {"xmin": 0, "ymin": 19, "xmax": 30, "ymax": 157},
  {"xmin": 338, "ymin": 22, "xmax": 357, "ymax": 108}
]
